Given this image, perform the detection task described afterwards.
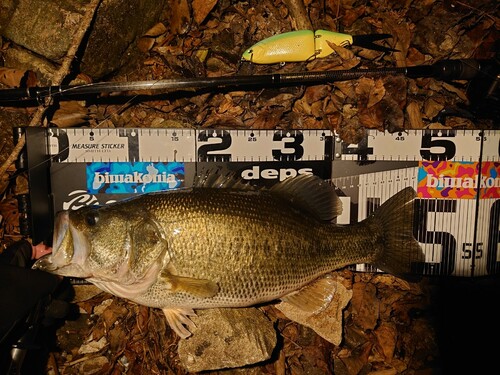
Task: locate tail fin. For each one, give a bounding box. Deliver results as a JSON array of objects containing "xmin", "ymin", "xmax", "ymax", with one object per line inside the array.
[{"xmin": 368, "ymin": 187, "xmax": 425, "ymax": 281}]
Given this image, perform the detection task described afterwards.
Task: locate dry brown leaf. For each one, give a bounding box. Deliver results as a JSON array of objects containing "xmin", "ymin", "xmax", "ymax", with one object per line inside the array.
[
  {"xmin": 367, "ymin": 79, "xmax": 386, "ymax": 108},
  {"xmin": 375, "ymin": 322, "xmax": 397, "ymax": 361},
  {"xmin": 294, "ymin": 97, "xmax": 312, "ymax": 115},
  {"xmin": 340, "ymin": 341, "xmax": 373, "ymax": 375},
  {"xmin": 193, "ymin": 0, "xmax": 218, "ymax": 25},
  {"xmin": 0, "ymin": 67, "xmax": 37, "ymax": 87},
  {"xmin": 325, "ymin": 41, "xmax": 359, "ymax": 69},
  {"xmin": 423, "ymin": 98, "xmax": 444, "ymax": 119},
  {"xmin": 137, "ymin": 36, "xmax": 156, "ymax": 53},
  {"xmin": 373, "ymin": 12, "xmax": 411, "ymax": 67},
  {"xmin": 440, "ymin": 81, "xmax": 469, "ymax": 101},
  {"xmin": 0, "ymin": 173, "xmax": 9, "ymax": 197},
  {"xmin": 51, "ymin": 101, "xmax": 90, "ymax": 128},
  {"xmin": 169, "ymin": 0, "xmax": 191, "ymax": 34},
  {"xmin": 138, "ymin": 22, "xmax": 168, "ymax": 53},
  {"xmin": 406, "ymin": 100, "xmax": 425, "ymax": 129},
  {"xmin": 217, "ymin": 94, "xmax": 237, "ymax": 114},
  {"xmin": 283, "ymin": 0, "xmax": 312, "ymax": 30},
  {"xmin": 135, "ymin": 305, "xmax": 150, "ymax": 334},
  {"xmin": 341, "ymin": 5, "xmax": 366, "ymax": 28},
  {"xmin": 203, "ymin": 113, "xmax": 245, "ymax": 128},
  {"xmin": 351, "ymin": 282, "xmax": 379, "ymax": 330},
  {"xmin": 248, "ymin": 108, "xmax": 283, "ymax": 129},
  {"xmin": 108, "ymin": 326, "xmax": 127, "ymax": 352},
  {"xmin": 406, "ymin": 47, "xmax": 428, "ymax": 66},
  {"xmin": 0, "ymin": 197, "xmax": 19, "ymax": 236},
  {"xmin": 144, "ymin": 22, "xmax": 168, "ymax": 37},
  {"xmin": 355, "ymin": 77, "xmax": 378, "ymax": 109},
  {"xmin": 335, "ymin": 81, "xmax": 357, "ymax": 100},
  {"xmin": 13, "ymin": 174, "xmax": 29, "ymax": 195},
  {"xmin": 355, "ymin": 77, "xmax": 374, "ymax": 96},
  {"xmin": 304, "ymin": 85, "xmax": 331, "ymax": 104},
  {"xmin": 359, "ymin": 107, "xmax": 383, "ymax": 130},
  {"xmin": 310, "ymin": 101, "xmax": 324, "ymax": 118}
]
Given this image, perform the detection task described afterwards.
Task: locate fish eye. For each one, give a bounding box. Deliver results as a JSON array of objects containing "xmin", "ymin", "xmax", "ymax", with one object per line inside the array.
[{"xmin": 85, "ymin": 211, "xmax": 99, "ymax": 226}]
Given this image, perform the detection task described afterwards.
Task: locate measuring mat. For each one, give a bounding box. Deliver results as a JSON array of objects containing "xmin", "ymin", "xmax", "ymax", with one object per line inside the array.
[{"xmin": 14, "ymin": 127, "xmax": 499, "ymax": 277}]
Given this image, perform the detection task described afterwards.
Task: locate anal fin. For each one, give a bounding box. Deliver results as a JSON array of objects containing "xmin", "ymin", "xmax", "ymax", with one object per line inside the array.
[
  {"xmin": 281, "ymin": 275, "xmax": 337, "ymax": 314},
  {"xmin": 162, "ymin": 307, "xmax": 197, "ymax": 339}
]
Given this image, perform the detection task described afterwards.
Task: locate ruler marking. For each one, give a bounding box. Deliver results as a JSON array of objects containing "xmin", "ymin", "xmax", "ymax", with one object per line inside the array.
[
  {"xmin": 41, "ymin": 128, "xmax": 498, "ymax": 277},
  {"xmin": 470, "ymin": 132, "xmax": 485, "ymax": 276}
]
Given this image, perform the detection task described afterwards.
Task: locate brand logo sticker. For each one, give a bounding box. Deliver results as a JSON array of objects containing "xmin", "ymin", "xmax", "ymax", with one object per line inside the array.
[
  {"xmin": 86, "ymin": 162, "xmax": 184, "ymax": 194},
  {"xmin": 417, "ymin": 161, "xmax": 499, "ymax": 199}
]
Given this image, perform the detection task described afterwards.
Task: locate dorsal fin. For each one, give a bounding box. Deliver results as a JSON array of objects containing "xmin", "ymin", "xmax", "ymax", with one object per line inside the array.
[{"xmin": 270, "ymin": 174, "xmax": 342, "ymax": 221}]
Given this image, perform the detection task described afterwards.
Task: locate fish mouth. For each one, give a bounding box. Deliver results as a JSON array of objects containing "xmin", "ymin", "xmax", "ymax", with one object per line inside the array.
[{"xmin": 33, "ymin": 211, "xmax": 91, "ymax": 277}]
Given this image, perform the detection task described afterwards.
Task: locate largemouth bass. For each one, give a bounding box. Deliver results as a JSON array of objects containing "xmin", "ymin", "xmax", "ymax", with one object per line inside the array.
[{"xmin": 33, "ymin": 173, "xmax": 424, "ymax": 338}]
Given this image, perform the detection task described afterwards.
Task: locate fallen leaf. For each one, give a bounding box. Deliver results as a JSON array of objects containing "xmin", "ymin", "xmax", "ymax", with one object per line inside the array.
[
  {"xmin": 193, "ymin": 0, "xmax": 218, "ymax": 25},
  {"xmin": 375, "ymin": 322, "xmax": 397, "ymax": 361},
  {"xmin": 0, "ymin": 173, "xmax": 10, "ymax": 196},
  {"xmin": 325, "ymin": 41, "xmax": 358, "ymax": 69},
  {"xmin": 351, "ymin": 282, "xmax": 379, "ymax": 330},
  {"xmin": 137, "ymin": 37, "xmax": 156, "ymax": 53},
  {"xmin": 138, "ymin": 22, "xmax": 168, "ymax": 53},
  {"xmin": 0, "ymin": 67, "xmax": 37, "ymax": 87},
  {"xmin": 367, "ymin": 79, "xmax": 386, "ymax": 108},
  {"xmin": 340, "ymin": 341, "xmax": 373, "ymax": 375},
  {"xmin": 50, "ymin": 101, "xmax": 90, "ymax": 128},
  {"xmin": 406, "ymin": 100, "xmax": 424, "ymax": 129},
  {"xmin": 341, "ymin": 6, "xmax": 366, "ymax": 28},
  {"xmin": 0, "ymin": 197, "xmax": 19, "ymax": 236},
  {"xmin": 169, "ymin": 0, "xmax": 191, "ymax": 34},
  {"xmin": 440, "ymin": 81, "xmax": 469, "ymax": 101},
  {"xmin": 359, "ymin": 107, "xmax": 384, "ymax": 130},
  {"xmin": 248, "ymin": 108, "xmax": 283, "ymax": 129},
  {"xmin": 143, "ymin": 22, "xmax": 168, "ymax": 37}
]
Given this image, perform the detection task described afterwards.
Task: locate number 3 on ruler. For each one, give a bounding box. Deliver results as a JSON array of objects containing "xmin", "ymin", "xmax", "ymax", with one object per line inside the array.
[{"xmin": 272, "ymin": 131, "xmax": 304, "ymax": 161}]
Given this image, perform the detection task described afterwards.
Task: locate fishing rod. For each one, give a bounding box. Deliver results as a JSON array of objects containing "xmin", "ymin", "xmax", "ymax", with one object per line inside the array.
[
  {"xmin": 1, "ymin": 58, "xmax": 498, "ymax": 122},
  {"xmin": 0, "ymin": 59, "xmax": 494, "ymax": 103}
]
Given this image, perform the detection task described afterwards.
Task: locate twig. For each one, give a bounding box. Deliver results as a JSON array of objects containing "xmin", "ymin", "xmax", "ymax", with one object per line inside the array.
[
  {"xmin": 0, "ymin": 0, "xmax": 103, "ymax": 178},
  {"xmin": 283, "ymin": 0, "xmax": 313, "ymax": 30},
  {"xmin": 455, "ymin": 1, "xmax": 499, "ymax": 22}
]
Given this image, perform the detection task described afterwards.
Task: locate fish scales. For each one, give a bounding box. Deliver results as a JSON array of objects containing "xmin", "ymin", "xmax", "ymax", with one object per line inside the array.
[
  {"xmin": 132, "ymin": 189, "xmax": 376, "ymax": 309},
  {"xmin": 33, "ymin": 173, "xmax": 424, "ymax": 338}
]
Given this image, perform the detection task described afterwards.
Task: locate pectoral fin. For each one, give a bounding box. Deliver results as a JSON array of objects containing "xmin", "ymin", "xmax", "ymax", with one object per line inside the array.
[
  {"xmin": 159, "ymin": 271, "xmax": 219, "ymax": 298},
  {"xmin": 281, "ymin": 275, "xmax": 337, "ymax": 314},
  {"xmin": 162, "ymin": 307, "xmax": 197, "ymax": 339}
]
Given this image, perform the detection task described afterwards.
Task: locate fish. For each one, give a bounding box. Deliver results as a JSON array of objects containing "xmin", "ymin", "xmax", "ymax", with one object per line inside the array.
[{"xmin": 33, "ymin": 172, "xmax": 425, "ymax": 339}]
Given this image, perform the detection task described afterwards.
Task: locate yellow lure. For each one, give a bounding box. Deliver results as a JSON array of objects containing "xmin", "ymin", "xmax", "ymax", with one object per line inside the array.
[{"xmin": 241, "ymin": 30, "xmax": 354, "ymax": 64}]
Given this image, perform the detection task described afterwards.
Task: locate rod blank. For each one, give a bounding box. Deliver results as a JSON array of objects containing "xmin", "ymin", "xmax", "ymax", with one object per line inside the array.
[{"xmin": 0, "ymin": 59, "xmax": 486, "ymax": 103}]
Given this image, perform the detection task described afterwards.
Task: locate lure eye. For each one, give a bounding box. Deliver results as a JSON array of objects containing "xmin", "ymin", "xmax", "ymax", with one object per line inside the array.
[{"xmin": 85, "ymin": 211, "xmax": 99, "ymax": 226}]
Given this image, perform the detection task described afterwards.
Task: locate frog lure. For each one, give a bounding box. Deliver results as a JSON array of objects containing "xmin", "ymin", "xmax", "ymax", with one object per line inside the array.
[{"xmin": 241, "ymin": 30, "xmax": 397, "ymax": 64}]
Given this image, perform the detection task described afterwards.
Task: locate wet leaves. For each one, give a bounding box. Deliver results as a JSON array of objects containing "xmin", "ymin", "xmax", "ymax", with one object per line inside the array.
[{"xmin": 0, "ymin": 0, "xmax": 498, "ymax": 374}]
